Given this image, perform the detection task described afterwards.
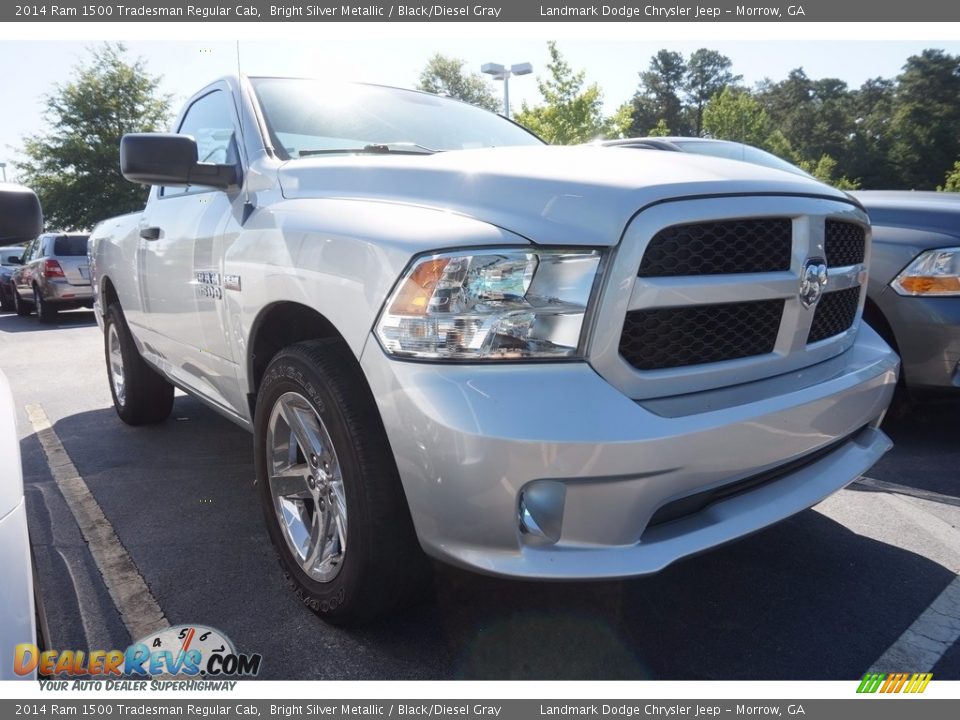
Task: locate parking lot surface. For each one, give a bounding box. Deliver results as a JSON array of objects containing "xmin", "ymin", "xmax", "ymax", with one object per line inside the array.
[{"xmin": 2, "ymin": 307, "xmax": 958, "ymax": 680}]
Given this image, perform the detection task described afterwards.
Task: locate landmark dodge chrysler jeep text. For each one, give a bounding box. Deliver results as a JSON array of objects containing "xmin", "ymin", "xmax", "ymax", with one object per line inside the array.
[{"xmin": 89, "ymin": 76, "xmax": 899, "ymax": 623}]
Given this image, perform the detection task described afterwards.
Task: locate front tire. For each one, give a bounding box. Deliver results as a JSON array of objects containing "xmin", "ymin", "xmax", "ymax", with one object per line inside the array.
[
  {"xmin": 104, "ymin": 303, "xmax": 174, "ymax": 425},
  {"xmin": 254, "ymin": 339, "xmax": 429, "ymax": 625}
]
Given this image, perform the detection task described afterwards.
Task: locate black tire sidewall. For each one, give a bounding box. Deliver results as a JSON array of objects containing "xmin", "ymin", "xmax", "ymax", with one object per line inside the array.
[
  {"xmin": 36, "ymin": 288, "xmax": 55, "ymax": 323},
  {"xmin": 254, "ymin": 348, "xmax": 378, "ymax": 620},
  {"xmin": 104, "ymin": 305, "xmax": 132, "ymax": 416},
  {"xmin": 13, "ymin": 287, "xmax": 30, "ymax": 316}
]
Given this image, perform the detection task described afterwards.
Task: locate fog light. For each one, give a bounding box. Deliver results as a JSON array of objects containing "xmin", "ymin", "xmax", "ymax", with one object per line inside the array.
[{"xmin": 518, "ymin": 480, "xmax": 565, "ymax": 544}]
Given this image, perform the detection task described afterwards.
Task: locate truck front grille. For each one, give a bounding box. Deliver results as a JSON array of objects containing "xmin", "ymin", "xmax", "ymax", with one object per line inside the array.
[
  {"xmin": 619, "ymin": 299, "xmax": 785, "ymax": 371},
  {"xmin": 638, "ymin": 218, "xmax": 792, "ymax": 277},
  {"xmin": 825, "ymin": 220, "xmax": 866, "ymax": 266},
  {"xmin": 807, "ymin": 286, "xmax": 861, "ymax": 343}
]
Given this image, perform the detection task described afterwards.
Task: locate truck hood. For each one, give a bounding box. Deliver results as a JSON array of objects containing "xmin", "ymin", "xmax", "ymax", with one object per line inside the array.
[
  {"xmin": 278, "ymin": 145, "xmax": 852, "ymax": 247},
  {"xmin": 851, "ymin": 191, "xmax": 960, "ymax": 242}
]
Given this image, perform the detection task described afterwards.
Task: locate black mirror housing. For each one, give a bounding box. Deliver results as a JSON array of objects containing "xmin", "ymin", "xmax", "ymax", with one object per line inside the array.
[
  {"xmin": 0, "ymin": 184, "xmax": 43, "ymax": 243},
  {"xmin": 120, "ymin": 133, "xmax": 239, "ymax": 190}
]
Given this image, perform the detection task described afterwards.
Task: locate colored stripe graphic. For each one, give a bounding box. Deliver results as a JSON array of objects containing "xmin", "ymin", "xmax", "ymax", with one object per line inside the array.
[{"xmin": 857, "ymin": 672, "xmax": 932, "ymax": 693}]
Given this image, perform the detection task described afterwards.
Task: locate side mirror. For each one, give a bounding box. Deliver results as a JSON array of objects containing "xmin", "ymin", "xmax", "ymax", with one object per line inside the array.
[
  {"xmin": 120, "ymin": 133, "xmax": 239, "ymax": 190},
  {"xmin": 0, "ymin": 184, "xmax": 43, "ymax": 243},
  {"xmin": 8, "ymin": 256, "xmax": 21, "ymax": 265}
]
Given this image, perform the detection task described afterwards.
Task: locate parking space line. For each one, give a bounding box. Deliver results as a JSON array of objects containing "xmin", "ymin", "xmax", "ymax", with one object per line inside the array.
[
  {"xmin": 25, "ymin": 403, "xmax": 168, "ymax": 642},
  {"xmin": 856, "ymin": 476, "xmax": 960, "ymax": 508}
]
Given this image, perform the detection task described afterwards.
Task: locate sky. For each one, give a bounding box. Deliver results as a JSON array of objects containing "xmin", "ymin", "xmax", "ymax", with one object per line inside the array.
[{"xmin": 2, "ymin": 36, "xmax": 960, "ymax": 181}]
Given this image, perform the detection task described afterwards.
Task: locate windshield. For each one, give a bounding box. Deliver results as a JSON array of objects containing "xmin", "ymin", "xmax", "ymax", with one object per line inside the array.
[
  {"xmin": 672, "ymin": 140, "xmax": 814, "ymax": 179},
  {"xmin": 250, "ymin": 78, "xmax": 542, "ymax": 160}
]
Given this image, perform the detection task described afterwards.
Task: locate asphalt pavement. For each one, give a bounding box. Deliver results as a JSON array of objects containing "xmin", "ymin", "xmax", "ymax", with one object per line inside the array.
[{"xmin": 2, "ymin": 307, "xmax": 958, "ymax": 680}]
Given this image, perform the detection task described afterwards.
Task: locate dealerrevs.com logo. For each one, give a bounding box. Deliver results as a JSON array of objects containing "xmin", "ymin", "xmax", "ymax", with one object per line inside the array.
[
  {"xmin": 15, "ymin": 624, "xmax": 262, "ymax": 685},
  {"xmin": 857, "ymin": 672, "xmax": 933, "ymax": 694}
]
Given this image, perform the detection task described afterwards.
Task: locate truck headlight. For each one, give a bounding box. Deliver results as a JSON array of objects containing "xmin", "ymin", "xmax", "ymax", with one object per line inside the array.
[
  {"xmin": 891, "ymin": 248, "xmax": 960, "ymax": 296},
  {"xmin": 375, "ymin": 248, "xmax": 603, "ymax": 360}
]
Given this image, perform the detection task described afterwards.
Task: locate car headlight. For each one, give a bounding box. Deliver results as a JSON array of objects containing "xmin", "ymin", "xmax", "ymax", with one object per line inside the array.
[
  {"xmin": 375, "ymin": 248, "xmax": 604, "ymax": 360},
  {"xmin": 891, "ymin": 248, "xmax": 960, "ymax": 296}
]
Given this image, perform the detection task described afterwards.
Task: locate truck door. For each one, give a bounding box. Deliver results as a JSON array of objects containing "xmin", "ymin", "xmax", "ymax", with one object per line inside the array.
[{"xmin": 137, "ymin": 88, "xmax": 242, "ymax": 414}]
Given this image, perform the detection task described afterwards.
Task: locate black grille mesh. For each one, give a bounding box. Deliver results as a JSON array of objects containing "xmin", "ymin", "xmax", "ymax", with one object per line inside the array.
[
  {"xmin": 825, "ymin": 221, "xmax": 866, "ymax": 267},
  {"xmin": 638, "ymin": 218, "xmax": 792, "ymax": 277},
  {"xmin": 808, "ymin": 287, "xmax": 861, "ymax": 343},
  {"xmin": 620, "ymin": 299, "xmax": 785, "ymax": 370}
]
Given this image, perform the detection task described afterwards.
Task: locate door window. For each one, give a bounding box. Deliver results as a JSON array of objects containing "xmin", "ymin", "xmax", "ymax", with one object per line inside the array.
[{"xmin": 162, "ymin": 90, "xmax": 238, "ymax": 197}]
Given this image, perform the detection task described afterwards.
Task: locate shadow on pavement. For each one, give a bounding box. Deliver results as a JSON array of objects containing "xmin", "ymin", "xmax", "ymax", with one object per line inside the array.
[{"xmin": 0, "ymin": 309, "xmax": 96, "ymax": 333}]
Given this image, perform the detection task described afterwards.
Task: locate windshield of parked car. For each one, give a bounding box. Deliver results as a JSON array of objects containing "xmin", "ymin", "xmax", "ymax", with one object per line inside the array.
[
  {"xmin": 52, "ymin": 235, "xmax": 89, "ymax": 257},
  {"xmin": 250, "ymin": 78, "xmax": 542, "ymax": 160},
  {"xmin": 671, "ymin": 140, "xmax": 815, "ymax": 179}
]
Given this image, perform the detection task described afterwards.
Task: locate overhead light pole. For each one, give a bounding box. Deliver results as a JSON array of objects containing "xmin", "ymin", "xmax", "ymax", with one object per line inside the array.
[
  {"xmin": 0, "ymin": 162, "xmax": 6, "ymax": 183},
  {"xmin": 481, "ymin": 62, "xmax": 533, "ymax": 119}
]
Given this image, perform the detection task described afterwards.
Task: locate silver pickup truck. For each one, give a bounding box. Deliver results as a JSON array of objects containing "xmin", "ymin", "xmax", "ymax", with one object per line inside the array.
[{"xmin": 89, "ymin": 75, "xmax": 899, "ymax": 624}]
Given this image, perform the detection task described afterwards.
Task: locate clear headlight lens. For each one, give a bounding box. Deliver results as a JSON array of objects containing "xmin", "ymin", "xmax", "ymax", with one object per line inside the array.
[
  {"xmin": 891, "ymin": 248, "xmax": 960, "ymax": 296},
  {"xmin": 375, "ymin": 248, "xmax": 603, "ymax": 360}
]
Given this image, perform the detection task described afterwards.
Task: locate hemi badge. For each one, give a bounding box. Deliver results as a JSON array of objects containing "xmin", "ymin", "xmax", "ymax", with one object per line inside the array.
[{"xmin": 223, "ymin": 274, "xmax": 242, "ymax": 292}]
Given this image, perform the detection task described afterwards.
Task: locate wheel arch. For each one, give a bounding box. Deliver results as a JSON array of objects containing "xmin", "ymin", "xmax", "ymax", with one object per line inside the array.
[
  {"xmin": 247, "ymin": 302, "xmax": 352, "ymax": 416},
  {"xmin": 100, "ymin": 275, "xmax": 120, "ymax": 310}
]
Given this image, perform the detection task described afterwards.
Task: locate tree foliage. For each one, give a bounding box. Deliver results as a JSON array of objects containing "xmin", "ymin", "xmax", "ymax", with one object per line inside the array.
[
  {"xmin": 514, "ymin": 42, "xmax": 614, "ymax": 144},
  {"xmin": 629, "ymin": 50, "xmax": 689, "ymax": 137},
  {"xmin": 15, "ymin": 43, "xmax": 171, "ymax": 230},
  {"xmin": 939, "ymin": 161, "xmax": 960, "ymax": 192},
  {"xmin": 685, "ymin": 49, "xmax": 741, "ymax": 136},
  {"xmin": 416, "ymin": 54, "xmax": 500, "ymax": 112}
]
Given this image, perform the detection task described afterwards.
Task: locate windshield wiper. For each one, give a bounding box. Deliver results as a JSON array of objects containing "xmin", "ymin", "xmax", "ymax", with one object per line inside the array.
[{"xmin": 299, "ymin": 142, "xmax": 438, "ymax": 157}]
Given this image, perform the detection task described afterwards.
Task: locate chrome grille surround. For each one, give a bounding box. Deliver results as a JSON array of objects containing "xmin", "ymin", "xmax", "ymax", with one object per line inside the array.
[{"xmin": 587, "ymin": 196, "xmax": 871, "ymax": 400}]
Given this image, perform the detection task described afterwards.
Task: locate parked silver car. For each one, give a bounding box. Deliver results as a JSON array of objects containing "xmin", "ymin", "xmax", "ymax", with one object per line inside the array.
[
  {"xmin": 11, "ymin": 232, "xmax": 92, "ymax": 323},
  {"xmin": 0, "ymin": 246, "xmax": 25, "ymax": 311},
  {"xmin": 603, "ymin": 138, "xmax": 960, "ymax": 395}
]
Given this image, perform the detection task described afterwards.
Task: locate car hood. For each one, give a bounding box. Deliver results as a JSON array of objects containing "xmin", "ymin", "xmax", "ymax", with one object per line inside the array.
[
  {"xmin": 851, "ymin": 190, "xmax": 960, "ymax": 241},
  {"xmin": 0, "ymin": 370, "xmax": 23, "ymax": 520},
  {"xmin": 278, "ymin": 146, "xmax": 852, "ymax": 247}
]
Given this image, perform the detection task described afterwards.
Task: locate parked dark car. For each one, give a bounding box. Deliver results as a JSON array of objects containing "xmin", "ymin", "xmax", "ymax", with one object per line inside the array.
[
  {"xmin": 604, "ymin": 137, "xmax": 960, "ymax": 395},
  {"xmin": 0, "ymin": 246, "xmax": 24, "ymax": 311}
]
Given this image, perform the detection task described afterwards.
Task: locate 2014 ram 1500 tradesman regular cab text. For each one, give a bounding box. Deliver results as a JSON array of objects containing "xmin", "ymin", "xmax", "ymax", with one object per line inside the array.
[{"xmin": 89, "ymin": 76, "xmax": 899, "ymax": 623}]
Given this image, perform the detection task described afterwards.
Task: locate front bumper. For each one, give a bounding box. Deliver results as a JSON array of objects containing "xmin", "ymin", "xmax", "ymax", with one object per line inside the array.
[
  {"xmin": 360, "ymin": 323, "xmax": 898, "ymax": 579},
  {"xmin": 880, "ymin": 293, "xmax": 960, "ymax": 391},
  {"xmin": 0, "ymin": 499, "xmax": 37, "ymax": 679}
]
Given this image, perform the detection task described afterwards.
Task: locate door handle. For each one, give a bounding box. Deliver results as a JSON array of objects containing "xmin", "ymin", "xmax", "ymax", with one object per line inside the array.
[{"xmin": 139, "ymin": 226, "xmax": 161, "ymax": 241}]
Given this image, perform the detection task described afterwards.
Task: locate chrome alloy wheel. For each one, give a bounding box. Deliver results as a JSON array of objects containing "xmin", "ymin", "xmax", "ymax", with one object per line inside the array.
[
  {"xmin": 108, "ymin": 323, "xmax": 126, "ymax": 406},
  {"xmin": 266, "ymin": 392, "xmax": 347, "ymax": 583}
]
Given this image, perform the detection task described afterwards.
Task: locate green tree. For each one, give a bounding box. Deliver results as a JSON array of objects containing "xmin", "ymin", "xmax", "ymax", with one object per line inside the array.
[
  {"xmin": 514, "ymin": 42, "xmax": 611, "ymax": 144},
  {"xmin": 797, "ymin": 154, "xmax": 861, "ymax": 190},
  {"xmin": 416, "ymin": 53, "xmax": 500, "ymax": 112},
  {"xmin": 628, "ymin": 50, "xmax": 689, "ymax": 137},
  {"xmin": 888, "ymin": 50, "xmax": 960, "ymax": 189},
  {"xmin": 846, "ymin": 78, "xmax": 898, "ymax": 188},
  {"xmin": 702, "ymin": 87, "xmax": 773, "ymax": 148},
  {"xmin": 939, "ymin": 161, "xmax": 960, "ymax": 191},
  {"xmin": 685, "ymin": 49, "xmax": 741, "ymax": 136},
  {"xmin": 648, "ymin": 119, "xmax": 671, "ymax": 137},
  {"xmin": 15, "ymin": 43, "xmax": 170, "ymax": 231}
]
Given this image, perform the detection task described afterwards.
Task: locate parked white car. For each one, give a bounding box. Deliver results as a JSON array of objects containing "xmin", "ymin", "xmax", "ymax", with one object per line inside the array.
[{"xmin": 0, "ymin": 183, "xmax": 44, "ymax": 679}]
